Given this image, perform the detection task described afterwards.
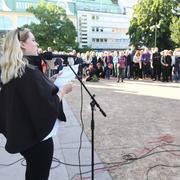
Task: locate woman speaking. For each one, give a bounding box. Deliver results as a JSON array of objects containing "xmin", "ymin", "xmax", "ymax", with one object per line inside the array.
[{"xmin": 0, "ymin": 28, "xmax": 72, "ymax": 180}]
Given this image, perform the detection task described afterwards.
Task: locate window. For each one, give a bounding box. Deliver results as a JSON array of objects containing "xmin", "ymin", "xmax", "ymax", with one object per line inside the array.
[
  {"xmin": 92, "ymin": 27, "xmax": 103, "ymax": 33},
  {"xmin": 111, "ymin": 28, "xmax": 128, "ymax": 33},
  {"xmin": 92, "ymin": 15, "xmax": 99, "ymax": 20},
  {"xmin": 81, "ymin": 22, "xmax": 87, "ymax": 25},
  {"xmin": 0, "ymin": 16, "xmax": 13, "ymax": 30},
  {"xmin": 17, "ymin": 16, "xmax": 39, "ymax": 27}
]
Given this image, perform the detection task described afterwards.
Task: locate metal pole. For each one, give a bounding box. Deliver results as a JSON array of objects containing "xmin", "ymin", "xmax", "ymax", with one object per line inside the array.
[
  {"xmin": 155, "ymin": 25, "xmax": 157, "ymax": 47},
  {"xmin": 91, "ymin": 100, "xmax": 95, "ymax": 180}
]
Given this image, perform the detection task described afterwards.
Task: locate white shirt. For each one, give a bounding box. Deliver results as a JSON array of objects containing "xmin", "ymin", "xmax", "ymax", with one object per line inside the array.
[{"xmin": 43, "ymin": 119, "xmax": 60, "ymax": 141}]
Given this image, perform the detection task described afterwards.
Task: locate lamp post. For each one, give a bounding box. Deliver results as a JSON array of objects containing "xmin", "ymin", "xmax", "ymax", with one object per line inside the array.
[
  {"xmin": 150, "ymin": 24, "xmax": 160, "ymax": 48},
  {"xmin": 154, "ymin": 25, "xmax": 157, "ymax": 47},
  {"xmin": 154, "ymin": 24, "xmax": 160, "ymax": 47}
]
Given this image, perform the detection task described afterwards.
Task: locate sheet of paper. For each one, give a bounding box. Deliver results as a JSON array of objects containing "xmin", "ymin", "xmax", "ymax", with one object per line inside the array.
[{"xmin": 54, "ymin": 64, "xmax": 79, "ymax": 88}]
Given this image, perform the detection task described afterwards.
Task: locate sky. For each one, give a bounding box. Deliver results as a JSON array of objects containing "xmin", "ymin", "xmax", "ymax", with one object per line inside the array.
[{"xmin": 118, "ymin": 0, "xmax": 138, "ymax": 7}]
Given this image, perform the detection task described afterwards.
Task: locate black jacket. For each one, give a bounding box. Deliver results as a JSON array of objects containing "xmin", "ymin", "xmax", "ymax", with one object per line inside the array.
[
  {"xmin": 152, "ymin": 52, "xmax": 161, "ymax": 66},
  {"xmin": 0, "ymin": 60, "xmax": 65, "ymax": 153}
]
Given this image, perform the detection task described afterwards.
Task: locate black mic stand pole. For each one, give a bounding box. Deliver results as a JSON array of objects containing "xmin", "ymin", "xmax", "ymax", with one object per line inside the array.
[{"xmin": 67, "ymin": 64, "xmax": 106, "ymax": 180}]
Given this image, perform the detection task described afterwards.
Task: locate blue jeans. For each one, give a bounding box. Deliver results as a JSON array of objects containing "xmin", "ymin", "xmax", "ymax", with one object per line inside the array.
[{"xmin": 105, "ymin": 67, "xmax": 111, "ymax": 79}]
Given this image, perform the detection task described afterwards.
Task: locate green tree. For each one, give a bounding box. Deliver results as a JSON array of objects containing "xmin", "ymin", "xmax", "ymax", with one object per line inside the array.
[
  {"xmin": 128, "ymin": 0, "xmax": 179, "ymax": 50},
  {"xmin": 170, "ymin": 3, "xmax": 180, "ymax": 47},
  {"xmin": 24, "ymin": 1, "xmax": 77, "ymax": 51}
]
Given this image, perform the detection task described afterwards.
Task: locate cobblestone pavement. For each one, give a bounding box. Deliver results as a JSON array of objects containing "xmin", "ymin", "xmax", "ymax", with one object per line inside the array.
[{"xmin": 65, "ymin": 78, "xmax": 180, "ymax": 180}]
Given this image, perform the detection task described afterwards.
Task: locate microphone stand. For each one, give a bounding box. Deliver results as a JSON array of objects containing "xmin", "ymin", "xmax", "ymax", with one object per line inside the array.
[{"xmin": 67, "ymin": 64, "xmax": 106, "ymax": 180}]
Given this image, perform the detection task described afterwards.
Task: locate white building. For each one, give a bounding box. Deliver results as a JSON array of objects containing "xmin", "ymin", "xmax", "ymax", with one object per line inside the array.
[
  {"xmin": 74, "ymin": 0, "xmax": 132, "ymax": 50},
  {"xmin": 77, "ymin": 10, "xmax": 130, "ymax": 50}
]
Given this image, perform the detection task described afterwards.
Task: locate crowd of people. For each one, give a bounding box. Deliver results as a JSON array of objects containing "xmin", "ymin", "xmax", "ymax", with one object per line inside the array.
[
  {"xmin": 38, "ymin": 47, "xmax": 180, "ymax": 83},
  {"xmin": 1, "ymin": 45, "xmax": 180, "ymax": 84}
]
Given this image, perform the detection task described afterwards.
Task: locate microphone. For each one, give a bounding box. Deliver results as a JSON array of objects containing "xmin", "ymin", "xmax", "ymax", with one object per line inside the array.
[
  {"xmin": 42, "ymin": 52, "xmax": 76, "ymax": 60},
  {"xmin": 42, "ymin": 52, "xmax": 76, "ymax": 66}
]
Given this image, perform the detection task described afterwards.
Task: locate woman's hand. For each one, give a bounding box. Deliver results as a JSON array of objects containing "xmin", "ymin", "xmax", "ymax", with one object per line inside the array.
[
  {"xmin": 49, "ymin": 72, "xmax": 63, "ymax": 82},
  {"xmin": 58, "ymin": 82, "xmax": 73, "ymax": 99}
]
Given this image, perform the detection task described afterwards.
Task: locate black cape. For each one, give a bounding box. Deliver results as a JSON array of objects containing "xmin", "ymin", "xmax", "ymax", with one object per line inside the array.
[{"xmin": 0, "ymin": 64, "xmax": 65, "ymax": 153}]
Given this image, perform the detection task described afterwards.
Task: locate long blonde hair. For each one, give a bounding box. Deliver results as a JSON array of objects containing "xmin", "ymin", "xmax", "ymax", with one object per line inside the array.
[{"xmin": 0, "ymin": 28, "xmax": 30, "ymax": 84}]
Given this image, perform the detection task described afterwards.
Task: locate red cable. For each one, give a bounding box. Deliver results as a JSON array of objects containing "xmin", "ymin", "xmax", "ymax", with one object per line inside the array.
[{"xmin": 75, "ymin": 134, "xmax": 176, "ymax": 180}]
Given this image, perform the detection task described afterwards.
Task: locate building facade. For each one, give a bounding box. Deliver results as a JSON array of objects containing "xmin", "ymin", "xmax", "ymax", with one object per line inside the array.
[
  {"xmin": 77, "ymin": 10, "xmax": 130, "ymax": 49},
  {"xmin": 0, "ymin": 0, "xmax": 137, "ymax": 50},
  {"xmin": 75, "ymin": 0, "xmax": 130, "ymax": 50}
]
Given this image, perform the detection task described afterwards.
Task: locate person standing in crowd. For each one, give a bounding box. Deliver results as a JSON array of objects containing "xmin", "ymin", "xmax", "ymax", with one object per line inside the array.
[
  {"xmin": 67, "ymin": 50, "xmax": 75, "ymax": 66},
  {"xmin": 0, "ymin": 50, "xmax": 2, "ymax": 87},
  {"xmin": 97, "ymin": 52, "xmax": 104, "ymax": 68},
  {"xmin": 113, "ymin": 51, "xmax": 119, "ymax": 77},
  {"xmin": 54, "ymin": 56, "xmax": 64, "ymax": 73},
  {"xmin": 117, "ymin": 51, "xmax": 126, "ymax": 82},
  {"xmin": 174, "ymin": 50, "xmax": 180, "ymax": 82},
  {"xmin": 0, "ymin": 28, "xmax": 73, "ymax": 180},
  {"xmin": 91, "ymin": 51, "xmax": 98, "ymax": 69},
  {"xmin": 133, "ymin": 50, "xmax": 141, "ymax": 80},
  {"xmin": 74, "ymin": 52, "xmax": 84, "ymax": 78},
  {"xmin": 44, "ymin": 47, "xmax": 56, "ymax": 77},
  {"xmin": 161, "ymin": 50, "xmax": 172, "ymax": 82},
  {"xmin": 125, "ymin": 49, "xmax": 132, "ymax": 79},
  {"xmin": 168, "ymin": 50, "xmax": 175, "ymax": 82},
  {"xmin": 84, "ymin": 51, "xmax": 92, "ymax": 68},
  {"xmin": 141, "ymin": 48, "xmax": 151, "ymax": 79},
  {"xmin": 152, "ymin": 47, "xmax": 161, "ymax": 81},
  {"xmin": 104, "ymin": 51, "xmax": 113, "ymax": 79}
]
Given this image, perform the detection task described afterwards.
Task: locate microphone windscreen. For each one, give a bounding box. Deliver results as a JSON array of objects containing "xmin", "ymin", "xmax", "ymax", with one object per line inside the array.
[{"xmin": 43, "ymin": 52, "xmax": 53, "ymax": 60}]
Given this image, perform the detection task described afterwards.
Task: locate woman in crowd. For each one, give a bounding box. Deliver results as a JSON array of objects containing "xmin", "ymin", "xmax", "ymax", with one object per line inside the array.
[
  {"xmin": 113, "ymin": 51, "xmax": 119, "ymax": 77},
  {"xmin": 104, "ymin": 51, "xmax": 113, "ymax": 79},
  {"xmin": 161, "ymin": 50, "xmax": 172, "ymax": 82},
  {"xmin": 133, "ymin": 50, "xmax": 141, "ymax": 80},
  {"xmin": 141, "ymin": 48, "xmax": 151, "ymax": 79},
  {"xmin": 0, "ymin": 28, "xmax": 72, "ymax": 180},
  {"xmin": 174, "ymin": 50, "xmax": 180, "ymax": 82},
  {"xmin": 152, "ymin": 47, "xmax": 161, "ymax": 81},
  {"xmin": 117, "ymin": 51, "xmax": 126, "ymax": 82}
]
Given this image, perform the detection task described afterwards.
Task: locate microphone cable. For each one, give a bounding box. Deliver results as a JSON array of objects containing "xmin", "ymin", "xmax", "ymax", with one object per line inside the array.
[
  {"xmin": 0, "ymin": 155, "xmax": 61, "ymax": 169},
  {"xmin": 2, "ymin": 143, "xmax": 180, "ymax": 180},
  {"xmin": 0, "ymin": 158, "xmax": 24, "ymax": 167},
  {"xmin": 77, "ymin": 78, "xmax": 84, "ymax": 180}
]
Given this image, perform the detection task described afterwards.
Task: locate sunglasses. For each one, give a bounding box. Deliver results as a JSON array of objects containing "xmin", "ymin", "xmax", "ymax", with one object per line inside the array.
[{"xmin": 16, "ymin": 27, "xmax": 24, "ymax": 41}]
